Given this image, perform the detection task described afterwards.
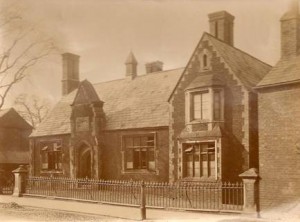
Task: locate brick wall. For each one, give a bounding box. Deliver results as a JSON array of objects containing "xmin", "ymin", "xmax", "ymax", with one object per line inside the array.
[
  {"xmin": 258, "ymin": 84, "xmax": 300, "ymax": 209},
  {"xmin": 102, "ymin": 127, "xmax": 169, "ymax": 182}
]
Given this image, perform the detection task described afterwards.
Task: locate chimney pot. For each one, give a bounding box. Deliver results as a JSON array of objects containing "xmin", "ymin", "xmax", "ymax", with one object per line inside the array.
[
  {"xmin": 62, "ymin": 53, "xmax": 80, "ymax": 96},
  {"xmin": 280, "ymin": 0, "xmax": 300, "ymax": 58},
  {"xmin": 145, "ymin": 61, "xmax": 163, "ymax": 74},
  {"xmin": 208, "ymin": 11, "xmax": 235, "ymax": 46}
]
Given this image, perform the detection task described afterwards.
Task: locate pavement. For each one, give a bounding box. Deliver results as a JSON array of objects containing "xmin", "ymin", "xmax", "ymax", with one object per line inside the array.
[
  {"xmin": 1, "ymin": 196, "xmax": 299, "ymax": 222},
  {"xmin": 0, "ymin": 194, "xmax": 251, "ymax": 221}
]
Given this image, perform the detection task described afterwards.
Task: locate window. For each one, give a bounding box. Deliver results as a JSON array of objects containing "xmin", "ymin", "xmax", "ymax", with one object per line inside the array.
[
  {"xmin": 213, "ymin": 90, "xmax": 221, "ymax": 120},
  {"xmin": 191, "ymin": 91, "xmax": 210, "ymax": 121},
  {"xmin": 184, "ymin": 142, "xmax": 215, "ymax": 178},
  {"xmin": 41, "ymin": 141, "xmax": 62, "ymax": 171},
  {"xmin": 124, "ymin": 134, "xmax": 155, "ymax": 171},
  {"xmin": 203, "ymin": 54, "xmax": 208, "ymax": 67}
]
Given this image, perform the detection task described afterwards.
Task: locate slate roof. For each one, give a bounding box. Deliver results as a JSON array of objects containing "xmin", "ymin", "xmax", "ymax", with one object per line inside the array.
[
  {"xmin": 185, "ymin": 72, "xmax": 223, "ymax": 90},
  {"xmin": 179, "ymin": 125, "xmax": 222, "ymax": 140},
  {"xmin": 205, "ymin": 33, "xmax": 272, "ymax": 89},
  {"xmin": 31, "ymin": 68, "xmax": 184, "ymax": 137},
  {"xmin": 256, "ymin": 56, "xmax": 300, "ymax": 88}
]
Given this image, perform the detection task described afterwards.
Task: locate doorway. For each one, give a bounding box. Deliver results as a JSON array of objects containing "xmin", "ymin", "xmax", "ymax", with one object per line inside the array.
[{"xmin": 78, "ymin": 147, "xmax": 91, "ymax": 179}]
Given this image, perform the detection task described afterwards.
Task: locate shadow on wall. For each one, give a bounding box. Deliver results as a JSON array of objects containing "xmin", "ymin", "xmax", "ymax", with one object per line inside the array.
[{"xmin": 222, "ymin": 133, "xmax": 248, "ymax": 182}]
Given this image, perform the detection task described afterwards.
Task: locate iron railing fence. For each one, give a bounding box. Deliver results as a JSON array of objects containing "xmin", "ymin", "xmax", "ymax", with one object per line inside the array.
[
  {"xmin": 145, "ymin": 181, "xmax": 243, "ymax": 211},
  {"xmin": 26, "ymin": 177, "xmax": 141, "ymax": 206},
  {"xmin": 25, "ymin": 177, "xmax": 243, "ymax": 212},
  {"xmin": 1, "ymin": 186, "xmax": 14, "ymax": 195}
]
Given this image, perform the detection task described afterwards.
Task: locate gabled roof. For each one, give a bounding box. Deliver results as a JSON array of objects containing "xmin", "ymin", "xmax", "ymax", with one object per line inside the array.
[
  {"xmin": 0, "ymin": 108, "xmax": 32, "ymax": 129},
  {"xmin": 168, "ymin": 33, "xmax": 271, "ymax": 101},
  {"xmin": 256, "ymin": 56, "xmax": 300, "ymax": 88},
  {"xmin": 31, "ymin": 68, "xmax": 183, "ymax": 137},
  {"xmin": 205, "ymin": 33, "xmax": 272, "ymax": 89},
  {"xmin": 72, "ymin": 79, "xmax": 102, "ymax": 105}
]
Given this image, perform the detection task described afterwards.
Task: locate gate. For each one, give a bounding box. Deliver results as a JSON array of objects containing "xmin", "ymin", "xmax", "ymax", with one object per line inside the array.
[{"xmin": 0, "ymin": 171, "xmax": 14, "ymax": 195}]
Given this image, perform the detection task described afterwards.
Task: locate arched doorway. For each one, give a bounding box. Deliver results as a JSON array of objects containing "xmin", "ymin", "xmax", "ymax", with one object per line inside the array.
[{"xmin": 78, "ymin": 145, "xmax": 92, "ymax": 179}]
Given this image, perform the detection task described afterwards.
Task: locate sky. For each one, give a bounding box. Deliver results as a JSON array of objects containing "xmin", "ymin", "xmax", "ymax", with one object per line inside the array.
[{"xmin": 0, "ymin": 0, "xmax": 293, "ymax": 108}]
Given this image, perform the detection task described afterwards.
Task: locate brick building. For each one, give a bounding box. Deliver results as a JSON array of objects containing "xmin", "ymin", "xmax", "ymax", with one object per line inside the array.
[
  {"xmin": 0, "ymin": 108, "xmax": 32, "ymax": 178},
  {"xmin": 29, "ymin": 11, "xmax": 271, "ymax": 183},
  {"xmin": 256, "ymin": 2, "xmax": 300, "ymax": 209}
]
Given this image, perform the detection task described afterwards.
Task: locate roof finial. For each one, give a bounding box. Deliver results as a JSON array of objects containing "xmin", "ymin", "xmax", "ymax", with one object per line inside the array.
[
  {"xmin": 125, "ymin": 51, "xmax": 138, "ymax": 79},
  {"xmin": 125, "ymin": 51, "xmax": 137, "ymax": 64}
]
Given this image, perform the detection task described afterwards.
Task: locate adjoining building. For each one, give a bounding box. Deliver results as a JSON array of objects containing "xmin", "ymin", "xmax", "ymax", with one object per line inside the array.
[
  {"xmin": 256, "ymin": 2, "xmax": 300, "ymax": 209},
  {"xmin": 0, "ymin": 108, "xmax": 32, "ymax": 181},
  {"xmin": 29, "ymin": 11, "xmax": 271, "ymax": 183}
]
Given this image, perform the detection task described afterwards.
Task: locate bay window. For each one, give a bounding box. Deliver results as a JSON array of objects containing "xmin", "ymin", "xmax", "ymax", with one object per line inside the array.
[
  {"xmin": 187, "ymin": 87, "xmax": 223, "ymax": 124},
  {"xmin": 184, "ymin": 142, "xmax": 216, "ymax": 179},
  {"xmin": 191, "ymin": 91, "xmax": 210, "ymax": 120}
]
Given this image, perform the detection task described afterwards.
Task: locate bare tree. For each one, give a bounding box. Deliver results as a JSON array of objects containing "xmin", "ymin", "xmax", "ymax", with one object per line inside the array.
[
  {"xmin": 0, "ymin": 2, "xmax": 56, "ymax": 108},
  {"xmin": 14, "ymin": 94, "xmax": 52, "ymax": 128}
]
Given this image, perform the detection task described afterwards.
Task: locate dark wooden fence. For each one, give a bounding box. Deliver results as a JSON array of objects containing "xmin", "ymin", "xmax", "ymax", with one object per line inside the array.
[{"xmin": 25, "ymin": 177, "xmax": 243, "ymax": 212}]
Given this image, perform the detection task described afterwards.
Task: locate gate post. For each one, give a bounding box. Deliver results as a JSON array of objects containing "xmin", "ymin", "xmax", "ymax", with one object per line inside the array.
[
  {"xmin": 239, "ymin": 168, "xmax": 259, "ymax": 215},
  {"xmin": 140, "ymin": 181, "xmax": 146, "ymax": 220},
  {"xmin": 0, "ymin": 168, "xmax": 4, "ymax": 194},
  {"xmin": 12, "ymin": 165, "xmax": 28, "ymax": 197}
]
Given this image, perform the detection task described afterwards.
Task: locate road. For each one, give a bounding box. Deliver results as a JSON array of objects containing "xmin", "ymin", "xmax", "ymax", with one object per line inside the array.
[{"xmin": 0, "ymin": 203, "xmax": 129, "ymax": 222}]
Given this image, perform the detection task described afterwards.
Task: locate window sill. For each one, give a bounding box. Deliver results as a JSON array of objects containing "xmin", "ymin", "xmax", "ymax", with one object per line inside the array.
[
  {"xmin": 40, "ymin": 170, "xmax": 63, "ymax": 174},
  {"xmin": 181, "ymin": 177, "xmax": 218, "ymax": 182},
  {"xmin": 122, "ymin": 169, "xmax": 157, "ymax": 175},
  {"xmin": 187, "ymin": 120, "xmax": 224, "ymax": 125},
  {"xmin": 188, "ymin": 119, "xmax": 210, "ymax": 124}
]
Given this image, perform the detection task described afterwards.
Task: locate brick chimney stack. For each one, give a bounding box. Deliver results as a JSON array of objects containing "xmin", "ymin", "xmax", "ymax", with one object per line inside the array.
[
  {"xmin": 280, "ymin": 0, "xmax": 300, "ymax": 58},
  {"xmin": 125, "ymin": 52, "xmax": 138, "ymax": 79},
  {"xmin": 145, "ymin": 61, "xmax": 163, "ymax": 74},
  {"xmin": 62, "ymin": 53, "xmax": 80, "ymax": 96},
  {"xmin": 208, "ymin": 11, "xmax": 235, "ymax": 46}
]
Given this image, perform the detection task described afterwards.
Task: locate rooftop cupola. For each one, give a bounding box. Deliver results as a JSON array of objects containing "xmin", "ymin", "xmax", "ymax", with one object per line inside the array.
[
  {"xmin": 208, "ymin": 11, "xmax": 235, "ymax": 46},
  {"xmin": 125, "ymin": 52, "xmax": 138, "ymax": 79},
  {"xmin": 280, "ymin": 0, "xmax": 300, "ymax": 58}
]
